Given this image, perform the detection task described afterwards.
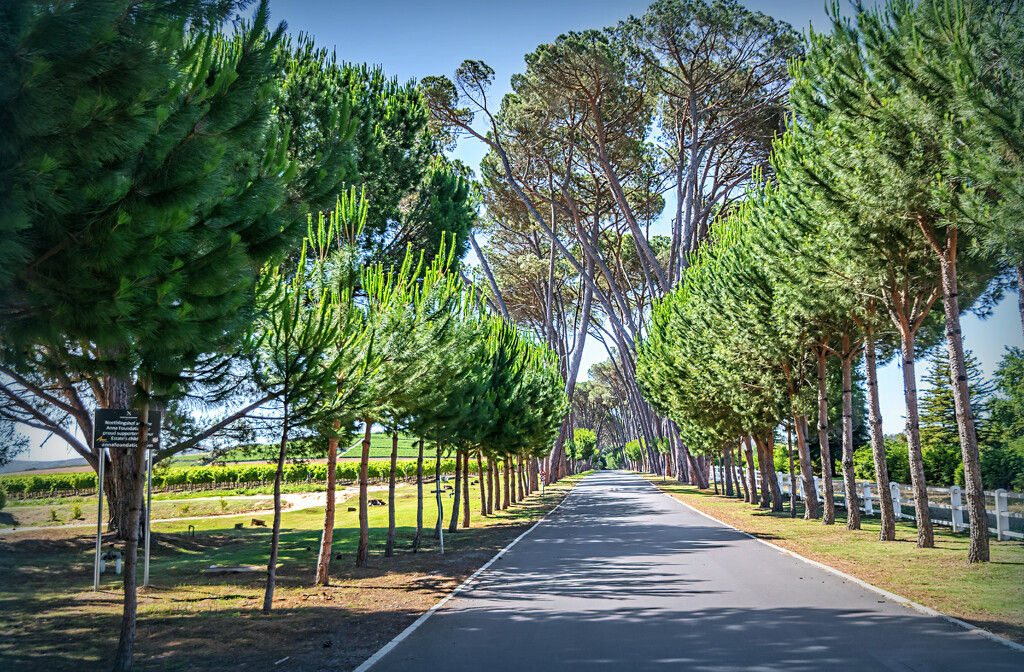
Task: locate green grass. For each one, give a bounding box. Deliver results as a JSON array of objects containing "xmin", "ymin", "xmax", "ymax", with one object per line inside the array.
[
  {"xmin": 167, "ymin": 432, "xmax": 423, "ymax": 463},
  {"xmin": 167, "ymin": 453, "xmax": 210, "ymax": 466},
  {"xmin": 0, "ymin": 474, "xmax": 586, "ymax": 671},
  {"xmin": 338, "ymin": 432, "xmax": 422, "ymax": 459},
  {"xmin": 644, "ymin": 475, "xmax": 1024, "ymax": 644},
  {"xmin": 0, "ymin": 496, "xmax": 278, "ymax": 529}
]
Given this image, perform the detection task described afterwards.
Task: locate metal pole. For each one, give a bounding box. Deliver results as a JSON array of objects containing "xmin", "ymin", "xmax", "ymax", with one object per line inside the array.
[
  {"xmin": 144, "ymin": 449, "xmax": 153, "ymax": 587},
  {"xmin": 94, "ymin": 445, "xmax": 105, "ymax": 591}
]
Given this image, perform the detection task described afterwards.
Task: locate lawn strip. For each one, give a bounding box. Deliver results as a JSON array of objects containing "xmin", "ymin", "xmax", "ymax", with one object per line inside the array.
[{"xmin": 641, "ymin": 474, "xmax": 1024, "ymax": 644}]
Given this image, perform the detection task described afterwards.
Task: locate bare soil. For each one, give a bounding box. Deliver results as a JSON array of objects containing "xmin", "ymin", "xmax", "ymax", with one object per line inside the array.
[{"xmin": 0, "ymin": 476, "xmax": 583, "ymax": 671}]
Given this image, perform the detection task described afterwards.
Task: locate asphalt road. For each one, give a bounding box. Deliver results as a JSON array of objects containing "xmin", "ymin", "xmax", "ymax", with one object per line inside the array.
[{"xmin": 367, "ymin": 471, "xmax": 1024, "ymax": 671}]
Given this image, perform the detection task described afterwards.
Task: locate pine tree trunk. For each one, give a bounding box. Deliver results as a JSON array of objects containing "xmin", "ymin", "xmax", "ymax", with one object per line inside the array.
[
  {"xmin": 385, "ymin": 432, "xmax": 398, "ymax": 556},
  {"xmin": 503, "ymin": 459, "xmax": 511, "ymax": 509},
  {"xmin": 486, "ymin": 457, "xmax": 493, "ymax": 514},
  {"xmin": 841, "ymin": 345, "xmax": 861, "ymax": 531},
  {"xmin": 517, "ymin": 454, "xmax": 525, "ymax": 500},
  {"xmin": 935, "ymin": 250, "xmax": 988, "ymax": 562},
  {"xmin": 550, "ymin": 423, "xmax": 568, "ymax": 482},
  {"xmin": 712, "ymin": 452, "xmax": 719, "ymax": 494},
  {"xmin": 356, "ymin": 420, "xmax": 373, "ymax": 567},
  {"xmin": 113, "ymin": 402, "xmax": 149, "ymax": 672},
  {"xmin": 815, "ymin": 349, "xmax": 836, "ymax": 524},
  {"xmin": 723, "ymin": 446, "xmax": 733, "ymax": 497},
  {"xmin": 743, "ymin": 437, "xmax": 758, "ymax": 507},
  {"xmin": 463, "ymin": 451, "xmax": 471, "ymax": 527},
  {"xmin": 263, "ymin": 405, "xmax": 288, "ymax": 611},
  {"xmin": 413, "ymin": 438, "xmax": 424, "ymax": 552},
  {"xmin": 898, "ymin": 329, "xmax": 935, "ymax": 548},
  {"xmin": 108, "ymin": 452, "xmax": 136, "ymax": 539},
  {"xmin": 477, "ymin": 452, "xmax": 487, "ymax": 517},
  {"xmin": 104, "ymin": 462, "xmax": 125, "ymax": 535},
  {"xmin": 794, "ymin": 413, "xmax": 819, "ymax": 520},
  {"xmin": 787, "ymin": 422, "xmax": 797, "ymax": 518},
  {"xmin": 434, "ymin": 445, "xmax": 442, "ymax": 539},
  {"xmin": 684, "ymin": 442, "xmax": 708, "ymax": 489},
  {"xmin": 865, "ymin": 334, "xmax": 896, "ymax": 541},
  {"xmin": 104, "ymin": 376, "xmax": 134, "ymax": 539},
  {"xmin": 530, "ymin": 458, "xmax": 539, "ymax": 491},
  {"xmin": 731, "ymin": 443, "xmax": 746, "ymax": 501},
  {"xmin": 757, "ymin": 435, "xmax": 783, "ymax": 512},
  {"xmin": 494, "ymin": 458, "xmax": 502, "ymax": 510},
  {"xmin": 735, "ymin": 445, "xmax": 747, "ymax": 502},
  {"xmin": 448, "ymin": 449, "xmax": 461, "ymax": 533},
  {"xmin": 315, "ymin": 433, "xmax": 339, "ymax": 585}
]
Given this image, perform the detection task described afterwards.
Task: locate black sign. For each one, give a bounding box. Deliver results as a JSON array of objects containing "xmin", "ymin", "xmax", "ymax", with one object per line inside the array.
[{"xmin": 94, "ymin": 409, "xmax": 162, "ymax": 450}]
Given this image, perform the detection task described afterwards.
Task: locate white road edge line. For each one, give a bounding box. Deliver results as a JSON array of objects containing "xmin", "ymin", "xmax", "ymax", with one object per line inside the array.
[
  {"xmin": 352, "ymin": 480, "xmax": 582, "ymax": 672},
  {"xmin": 647, "ymin": 479, "xmax": 1024, "ymax": 655}
]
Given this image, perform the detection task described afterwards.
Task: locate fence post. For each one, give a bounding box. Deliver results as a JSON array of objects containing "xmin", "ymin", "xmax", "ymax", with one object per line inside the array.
[
  {"xmin": 813, "ymin": 476, "xmax": 821, "ymax": 503},
  {"xmin": 995, "ymin": 489, "xmax": 1008, "ymax": 541},
  {"xmin": 863, "ymin": 483, "xmax": 873, "ymax": 516},
  {"xmin": 890, "ymin": 482, "xmax": 902, "ymax": 520},
  {"xmin": 949, "ymin": 485, "xmax": 963, "ymax": 533}
]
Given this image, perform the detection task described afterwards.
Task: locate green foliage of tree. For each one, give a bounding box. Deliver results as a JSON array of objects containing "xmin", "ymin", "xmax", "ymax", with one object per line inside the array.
[
  {"xmin": 0, "ymin": 416, "xmax": 27, "ymax": 469},
  {"xmin": 919, "ymin": 348, "xmax": 995, "ymax": 485},
  {"xmin": 979, "ymin": 439, "xmax": 1024, "ymax": 491},
  {"xmin": 573, "ymin": 428, "xmax": 597, "ymax": 464},
  {"xmin": 853, "ymin": 436, "xmax": 911, "ymax": 485},
  {"xmin": 990, "ymin": 348, "xmax": 1024, "ymax": 446}
]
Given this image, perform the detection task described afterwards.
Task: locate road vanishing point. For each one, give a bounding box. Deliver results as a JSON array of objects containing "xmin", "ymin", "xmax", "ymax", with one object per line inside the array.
[{"xmin": 366, "ymin": 471, "xmax": 1023, "ymax": 671}]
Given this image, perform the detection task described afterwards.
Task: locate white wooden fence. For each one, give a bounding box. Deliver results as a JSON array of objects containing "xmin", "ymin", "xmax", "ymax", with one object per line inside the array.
[{"xmin": 712, "ymin": 467, "xmax": 1024, "ymax": 541}]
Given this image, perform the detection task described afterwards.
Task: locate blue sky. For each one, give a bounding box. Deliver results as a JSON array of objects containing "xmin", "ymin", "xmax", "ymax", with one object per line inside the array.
[{"xmin": 17, "ymin": 0, "xmax": 1024, "ymax": 460}]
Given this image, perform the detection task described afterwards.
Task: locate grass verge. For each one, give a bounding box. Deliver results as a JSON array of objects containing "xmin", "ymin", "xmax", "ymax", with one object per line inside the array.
[
  {"xmin": 641, "ymin": 475, "xmax": 1024, "ymax": 644},
  {"xmin": 0, "ymin": 473, "xmax": 587, "ymax": 671}
]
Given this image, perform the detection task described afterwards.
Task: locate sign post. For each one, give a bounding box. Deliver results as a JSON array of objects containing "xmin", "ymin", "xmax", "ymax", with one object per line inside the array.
[
  {"xmin": 92, "ymin": 409, "xmax": 161, "ymax": 590},
  {"xmin": 144, "ymin": 451, "xmax": 154, "ymax": 586},
  {"xmin": 93, "ymin": 437, "xmax": 104, "ymax": 591}
]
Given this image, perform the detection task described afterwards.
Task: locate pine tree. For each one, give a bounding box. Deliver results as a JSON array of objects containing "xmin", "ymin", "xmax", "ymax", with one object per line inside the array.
[
  {"xmin": 920, "ymin": 348, "xmax": 993, "ymax": 485},
  {"xmin": 0, "ymin": 4, "xmax": 313, "ymax": 668},
  {"xmin": 249, "ymin": 241, "xmax": 349, "ymax": 613},
  {"xmin": 990, "ymin": 348, "xmax": 1024, "ymax": 447}
]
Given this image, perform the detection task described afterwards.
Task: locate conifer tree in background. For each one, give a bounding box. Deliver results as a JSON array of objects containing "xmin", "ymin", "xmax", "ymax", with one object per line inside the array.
[{"xmin": 919, "ymin": 349, "xmax": 993, "ymax": 485}]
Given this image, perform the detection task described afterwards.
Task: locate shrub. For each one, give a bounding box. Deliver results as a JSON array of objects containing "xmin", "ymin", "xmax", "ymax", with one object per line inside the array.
[
  {"xmin": 72, "ymin": 504, "xmax": 83, "ymax": 520},
  {"xmin": 980, "ymin": 439, "xmax": 1024, "ymax": 491}
]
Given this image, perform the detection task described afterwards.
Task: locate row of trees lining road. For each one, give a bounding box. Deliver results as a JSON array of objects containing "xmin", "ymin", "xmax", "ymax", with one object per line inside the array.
[
  {"xmin": 420, "ymin": 0, "xmax": 802, "ymax": 485},
  {"xmin": 0, "ymin": 2, "xmax": 566, "ymax": 670},
  {"xmin": 637, "ymin": 0, "xmax": 1022, "ymax": 564},
  {"xmin": 250, "ymin": 194, "xmax": 566, "ymax": 604}
]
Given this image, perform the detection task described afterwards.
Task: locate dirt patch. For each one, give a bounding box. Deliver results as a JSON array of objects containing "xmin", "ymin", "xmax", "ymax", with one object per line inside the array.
[{"xmin": 0, "ymin": 477, "xmax": 584, "ymax": 671}]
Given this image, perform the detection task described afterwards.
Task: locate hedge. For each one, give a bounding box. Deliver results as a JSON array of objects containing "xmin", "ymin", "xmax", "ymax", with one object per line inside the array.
[{"xmin": 0, "ymin": 458, "xmax": 460, "ymax": 498}]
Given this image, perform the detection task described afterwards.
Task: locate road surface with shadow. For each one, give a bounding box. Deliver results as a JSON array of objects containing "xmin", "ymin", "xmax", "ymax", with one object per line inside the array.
[{"xmin": 367, "ymin": 470, "xmax": 1024, "ymax": 671}]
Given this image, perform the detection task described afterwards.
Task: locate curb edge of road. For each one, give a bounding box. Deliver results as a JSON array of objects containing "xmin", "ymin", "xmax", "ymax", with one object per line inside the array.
[
  {"xmin": 352, "ymin": 480, "xmax": 581, "ymax": 671},
  {"xmin": 650, "ymin": 481, "xmax": 1024, "ymax": 656}
]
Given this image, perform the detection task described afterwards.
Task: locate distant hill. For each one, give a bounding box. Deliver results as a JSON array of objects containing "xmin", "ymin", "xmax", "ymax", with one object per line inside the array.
[{"xmin": 1, "ymin": 457, "xmax": 89, "ymax": 475}]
